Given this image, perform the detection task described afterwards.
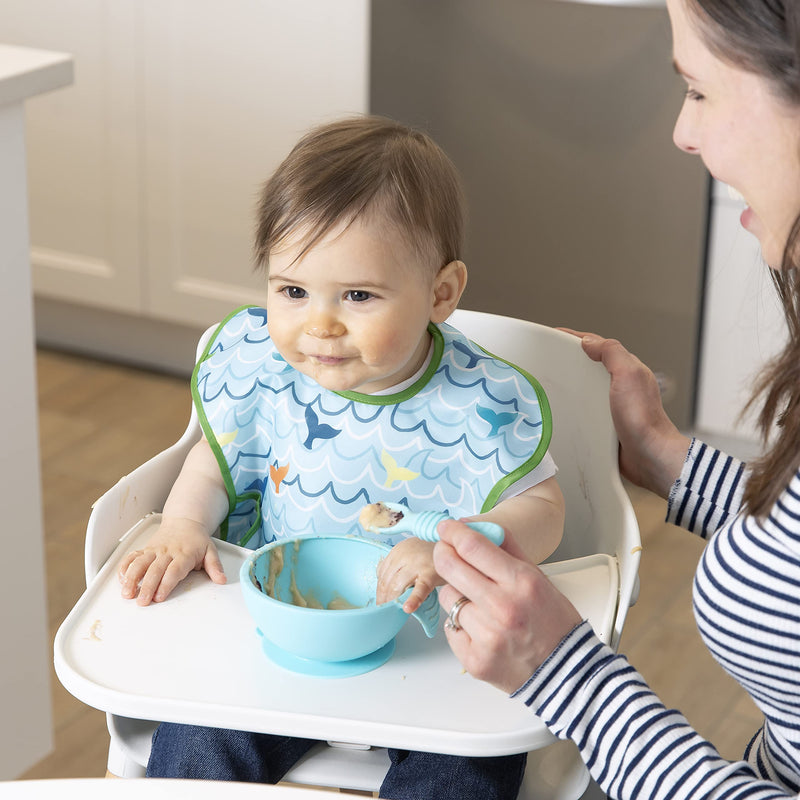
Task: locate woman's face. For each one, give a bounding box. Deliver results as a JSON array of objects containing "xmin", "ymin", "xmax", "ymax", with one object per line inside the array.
[{"xmin": 668, "ymin": 0, "xmax": 800, "ymax": 268}]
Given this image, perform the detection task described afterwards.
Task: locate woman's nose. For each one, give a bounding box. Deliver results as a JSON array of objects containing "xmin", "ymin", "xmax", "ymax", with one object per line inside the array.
[{"xmin": 672, "ymin": 102, "xmax": 700, "ymax": 155}]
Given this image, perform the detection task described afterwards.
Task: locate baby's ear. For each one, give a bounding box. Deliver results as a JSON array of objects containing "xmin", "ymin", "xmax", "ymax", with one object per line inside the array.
[{"xmin": 430, "ymin": 261, "xmax": 468, "ymax": 323}]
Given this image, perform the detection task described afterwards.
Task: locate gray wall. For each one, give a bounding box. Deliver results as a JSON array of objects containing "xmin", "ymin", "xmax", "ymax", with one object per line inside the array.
[{"xmin": 371, "ymin": 0, "xmax": 709, "ymax": 429}]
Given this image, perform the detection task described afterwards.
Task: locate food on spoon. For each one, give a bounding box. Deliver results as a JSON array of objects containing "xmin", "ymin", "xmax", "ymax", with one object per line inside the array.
[{"xmin": 359, "ymin": 501, "xmax": 404, "ymax": 532}]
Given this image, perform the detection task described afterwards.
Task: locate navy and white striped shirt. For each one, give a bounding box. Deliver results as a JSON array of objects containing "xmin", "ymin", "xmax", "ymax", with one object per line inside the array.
[{"xmin": 514, "ymin": 438, "xmax": 800, "ymax": 799}]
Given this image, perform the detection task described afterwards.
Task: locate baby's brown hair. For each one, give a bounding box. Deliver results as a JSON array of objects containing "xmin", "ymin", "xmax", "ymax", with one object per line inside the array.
[{"xmin": 254, "ymin": 115, "xmax": 465, "ymax": 274}]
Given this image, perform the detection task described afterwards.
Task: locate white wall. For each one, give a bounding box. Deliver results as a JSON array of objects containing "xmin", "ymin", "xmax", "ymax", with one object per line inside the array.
[{"xmin": 695, "ymin": 180, "xmax": 786, "ymax": 445}]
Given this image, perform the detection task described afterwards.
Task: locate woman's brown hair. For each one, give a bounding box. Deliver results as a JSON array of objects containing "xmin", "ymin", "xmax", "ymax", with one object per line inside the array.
[
  {"xmin": 253, "ymin": 115, "xmax": 464, "ymax": 275},
  {"xmin": 687, "ymin": 0, "xmax": 800, "ymax": 515}
]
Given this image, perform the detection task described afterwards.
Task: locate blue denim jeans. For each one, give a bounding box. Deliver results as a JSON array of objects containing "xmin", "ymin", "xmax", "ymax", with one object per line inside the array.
[{"xmin": 147, "ymin": 723, "xmax": 526, "ymax": 800}]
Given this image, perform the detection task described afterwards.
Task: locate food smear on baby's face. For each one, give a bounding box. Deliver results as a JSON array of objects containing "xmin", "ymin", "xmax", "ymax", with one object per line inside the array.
[{"xmin": 359, "ymin": 502, "xmax": 404, "ymax": 532}]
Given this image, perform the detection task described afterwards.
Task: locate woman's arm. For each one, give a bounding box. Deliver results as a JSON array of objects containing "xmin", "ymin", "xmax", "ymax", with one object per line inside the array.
[
  {"xmin": 516, "ymin": 620, "xmax": 785, "ymax": 800},
  {"xmin": 433, "ymin": 522, "xmax": 788, "ymax": 800},
  {"xmin": 667, "ymin": 438, "xmax": 747, "ymax": 538}
]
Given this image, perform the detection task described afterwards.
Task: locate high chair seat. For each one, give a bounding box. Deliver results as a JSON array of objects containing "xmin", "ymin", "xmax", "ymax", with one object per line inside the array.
[{"xmin": 54, "ymin": 309, "xmax": 640, "ymax": 799}]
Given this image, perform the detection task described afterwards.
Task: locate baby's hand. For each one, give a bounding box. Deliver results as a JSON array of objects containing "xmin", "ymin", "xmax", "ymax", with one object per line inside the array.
[
  {"xmin": 118, "ymin": 518, "xmax": 226, "ymax": 606},
  {"xmin": 376, "ymin": 538, "xmax": 441, "ymax": 614}
]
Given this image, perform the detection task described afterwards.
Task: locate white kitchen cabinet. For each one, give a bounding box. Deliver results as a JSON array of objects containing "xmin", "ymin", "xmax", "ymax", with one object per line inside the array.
[
  {"xmin": 141, "ymin": 1, "xmax": 370, "ymax": 326},
  {"xmin": 3, "ymin": 0, "xmax": 143, "ymax": 313},
  {"xmin": 2, "ymin": 0, "xmax": 369, "ymax": 330}
]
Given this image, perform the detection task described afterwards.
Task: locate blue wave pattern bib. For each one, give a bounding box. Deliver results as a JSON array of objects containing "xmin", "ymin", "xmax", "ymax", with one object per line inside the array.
[{"xmin": 192, "ymin": 307, "xmax": 552, "ymax": 548}]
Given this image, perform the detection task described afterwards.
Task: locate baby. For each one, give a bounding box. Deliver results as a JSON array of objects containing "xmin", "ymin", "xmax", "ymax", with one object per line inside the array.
[{"xmin": 118, "ymin": 115, "xmax": 565, "ymax": 799}]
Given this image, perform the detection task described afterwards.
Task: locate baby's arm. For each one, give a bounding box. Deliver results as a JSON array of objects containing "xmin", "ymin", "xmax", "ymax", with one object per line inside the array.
[
  {"xmin": 376, "ymin": 477, "xmax": 565, "ymax": 614},
  {"xmin": 118, "ymin": 437, "xmax": 229, "ymax": 606},
  {"xmin": 467, "ymin": 476, "xmax": 565, "ymax": 566}
]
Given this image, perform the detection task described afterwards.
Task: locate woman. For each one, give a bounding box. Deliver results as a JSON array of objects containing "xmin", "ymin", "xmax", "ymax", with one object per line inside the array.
[{"xmin": 433, "ymin": 0, "xmax": 800, "ymax": 797}]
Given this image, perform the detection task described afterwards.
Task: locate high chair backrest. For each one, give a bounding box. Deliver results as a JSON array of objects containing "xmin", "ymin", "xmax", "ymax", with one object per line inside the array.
[
  {"xmin": 85, "ymin": 308, "xmax": 640, "ymax": 647},
  {"xmin": 449, "ymin": 309, "xmax": 640, "ymax": 646}
]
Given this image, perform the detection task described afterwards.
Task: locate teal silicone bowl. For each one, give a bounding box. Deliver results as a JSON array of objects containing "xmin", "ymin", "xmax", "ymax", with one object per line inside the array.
[{"xmin": 240, "ymin": 535, "xmax": 439, "ymax": 677}]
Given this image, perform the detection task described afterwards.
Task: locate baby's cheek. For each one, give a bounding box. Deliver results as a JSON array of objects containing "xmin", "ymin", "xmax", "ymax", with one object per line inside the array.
[{"xmin": 359, "ymin": 334, "xmax": 398, "ymax": 364}]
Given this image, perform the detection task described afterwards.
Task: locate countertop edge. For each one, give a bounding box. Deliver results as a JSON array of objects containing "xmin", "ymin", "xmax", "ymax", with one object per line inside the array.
[{"xmin": 0, "ymin": 43, "xmax": 74, "ymax": 107}]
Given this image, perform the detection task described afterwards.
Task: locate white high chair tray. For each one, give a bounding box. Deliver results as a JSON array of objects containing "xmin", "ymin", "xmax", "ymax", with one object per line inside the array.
[{"xmin": 54, "ymin": 515, "xmax": 618, "ymax": 757}]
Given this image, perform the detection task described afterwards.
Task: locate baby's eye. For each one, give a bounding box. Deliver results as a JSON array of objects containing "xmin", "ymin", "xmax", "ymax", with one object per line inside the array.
[
  {"xmin": 347, "ymin": 290, "xmax": 372, "ymax": 302},
  {"xmin": 282, "ymin": 286, "xmax": 307, "ymax": 300}
]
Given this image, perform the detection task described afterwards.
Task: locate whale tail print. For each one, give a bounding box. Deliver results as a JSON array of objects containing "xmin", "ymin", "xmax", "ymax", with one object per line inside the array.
[
  {"xmin": 269, "ymin": 462, "xmax": 290, "ymax": 494},
  {"xmin": 380, "ymin": 449, "xmax": 420, "ymax": 488},
  {"xmin": 303, "ymin": 404, "xmax": 342, "ymax": 449},
  {"xmin": 452, "ymin": 340, "xmax": 484, "ymax": 369},
  {"xmin": 216, "ymin": 429, "xmax": 239, "ymax": 447},
  {"xmin": 476, "ymin": 405, "xmax": 516, "ymax": 436}
]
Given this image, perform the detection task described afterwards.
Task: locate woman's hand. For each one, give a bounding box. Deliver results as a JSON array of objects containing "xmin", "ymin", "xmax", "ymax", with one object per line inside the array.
[
  {"xmin": 118, "ymin": 517, "xmax": 226, "ymax": 606},
  {"xmin": 560, "ymin": 329, "xmax": 690, "ymax": 498},
  {"xmin": 376, "ymin": 537, "xmax": 440, "ymax": 613},
  {"xmin": 433, "ymin": 519, "xmax": 581, "ymax": 694}
]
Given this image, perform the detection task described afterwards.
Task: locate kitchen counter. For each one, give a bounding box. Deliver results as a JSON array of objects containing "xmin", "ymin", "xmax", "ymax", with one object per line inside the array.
[{"xmin": 0, "ymin": 42, "xmax": 73, "ymax": 779}]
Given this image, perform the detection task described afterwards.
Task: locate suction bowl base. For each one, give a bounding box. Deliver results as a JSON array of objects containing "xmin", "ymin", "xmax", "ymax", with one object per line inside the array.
[{"xmin": 259, "ymin": 635, "xmax": 396, "ymax": 678}]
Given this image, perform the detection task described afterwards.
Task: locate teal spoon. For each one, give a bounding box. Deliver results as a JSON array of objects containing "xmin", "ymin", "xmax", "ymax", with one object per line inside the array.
[{"xmin": 361, "ymin": 501, "xmax": 505, "ymax": 545}]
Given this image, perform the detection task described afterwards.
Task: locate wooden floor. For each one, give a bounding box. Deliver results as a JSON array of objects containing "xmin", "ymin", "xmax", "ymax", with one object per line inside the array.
[{"xmin": 19, "ymin": 347, "xmax": 763, "ymax": 782}]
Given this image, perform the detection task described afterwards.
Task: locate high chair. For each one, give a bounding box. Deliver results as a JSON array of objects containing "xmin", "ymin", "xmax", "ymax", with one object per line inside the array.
[{"xmin": 61, "ymin": 309, "xmax": 641, "ymax": 800}]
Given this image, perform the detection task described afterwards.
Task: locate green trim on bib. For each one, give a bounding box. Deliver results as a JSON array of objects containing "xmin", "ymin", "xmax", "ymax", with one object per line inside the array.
[
  {"xmin": 191, "ymin": 305, "xmax": 261, "ymax": 543},
  {"xmin": 334, "ymin": 323, "xmax": 444, "ymax": 405},
  {"xmin": 476, "ymin": 343, "xmax": 553, "ymax": 513}
]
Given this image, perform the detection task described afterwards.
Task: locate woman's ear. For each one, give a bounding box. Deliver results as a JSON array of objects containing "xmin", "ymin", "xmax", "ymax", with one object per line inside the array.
[{"xmin": 430, "ymin": 260, "xmax": 468, "ymax": 323}]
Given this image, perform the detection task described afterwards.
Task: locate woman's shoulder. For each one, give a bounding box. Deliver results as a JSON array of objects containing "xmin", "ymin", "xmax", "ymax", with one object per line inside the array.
[{"xmin": 762, "ymin": 466, "xmax": 800, "ymax": 537}]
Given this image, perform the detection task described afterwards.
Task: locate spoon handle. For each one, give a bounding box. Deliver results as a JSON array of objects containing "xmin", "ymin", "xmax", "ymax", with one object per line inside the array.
[
  {"xmin": 462, "ymin": 520, "xmax": 505, "ymax": 545},
  {"xmin": 382, "ymin": 506, "xmax": 504, "ymax": 545}
]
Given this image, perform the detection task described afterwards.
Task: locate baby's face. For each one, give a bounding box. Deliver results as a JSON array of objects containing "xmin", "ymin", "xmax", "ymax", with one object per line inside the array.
[{"xmin": 266, "ymin": 218, "xmax": 439, "ymax": 394}]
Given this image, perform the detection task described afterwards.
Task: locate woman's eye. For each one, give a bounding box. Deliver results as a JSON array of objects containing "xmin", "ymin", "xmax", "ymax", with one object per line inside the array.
[
  {"xmin": 347, "ymin": 290, "xmax": 372, "ymax": 302},
  {"xmin": 685, "ymin": 88, "xmax": 704, "ymax": 102},
  {"xmin": 282, "ymin": 286, "xmax": 307, "ymax": 300}
]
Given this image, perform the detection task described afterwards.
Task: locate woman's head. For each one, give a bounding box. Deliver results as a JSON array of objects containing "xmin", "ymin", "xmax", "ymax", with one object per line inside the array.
[
  {"xmin": 254, "ymin": 115, "xmax": 465, "ymax": 276},
  {"xmin": 669, "ymin": 0, "xmax": 800, "ymax": 270},
  {"xmin": 685, "ymin": 0, "xmax": 800, "ymax": 103},
  {"xmin": 668, "ymin": 0, "xmax": 800, "ymax": 515}
]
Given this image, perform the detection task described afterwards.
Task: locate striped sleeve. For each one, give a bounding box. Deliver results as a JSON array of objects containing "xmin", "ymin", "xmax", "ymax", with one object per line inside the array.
[
  {"xmin": 666, "ymin": 438, "xmax": 747, "ymax": 538},
  {"xmin": 512, "ymin": 621, "xmax": 792, "ymax": 800}
]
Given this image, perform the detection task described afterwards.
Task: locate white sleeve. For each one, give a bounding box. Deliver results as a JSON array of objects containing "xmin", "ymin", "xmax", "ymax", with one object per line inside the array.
[{"xmin": 497, "ymin": 451, "xmax": 558, "ymax": 503}]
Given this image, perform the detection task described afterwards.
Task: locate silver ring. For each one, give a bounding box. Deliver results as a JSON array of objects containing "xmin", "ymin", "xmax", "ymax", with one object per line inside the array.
[{"xmin": 444, "ymin": 596, "xmax": 471, "ymax": 632}]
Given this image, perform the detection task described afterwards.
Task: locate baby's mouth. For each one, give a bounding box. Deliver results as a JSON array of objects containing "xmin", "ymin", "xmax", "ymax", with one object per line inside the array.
[{"xmin": 310, "ymin": 354, "xmax": 348, "ymax": 365}]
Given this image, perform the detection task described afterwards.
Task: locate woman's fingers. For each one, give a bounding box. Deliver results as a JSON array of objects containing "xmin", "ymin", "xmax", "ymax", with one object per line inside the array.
[
  {"xmin": 557, "ymin": 327, "xmax": 635, "ymax": 371},
  {"xmin": 434, "ymin": 519, "xmax": 527, "ymax": 596},
  {"xmin": 556, "ymin": 326, "xmax": 589, "ymax": 339},
  {"xmin": 434, "ymin": 519, "xmax": 583, "ymax": 692}
]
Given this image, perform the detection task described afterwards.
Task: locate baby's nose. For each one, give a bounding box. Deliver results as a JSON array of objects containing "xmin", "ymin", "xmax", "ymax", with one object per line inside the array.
[{"xmin": 305, "ymin": 317, "xmax": 346, "ymax": 338}]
